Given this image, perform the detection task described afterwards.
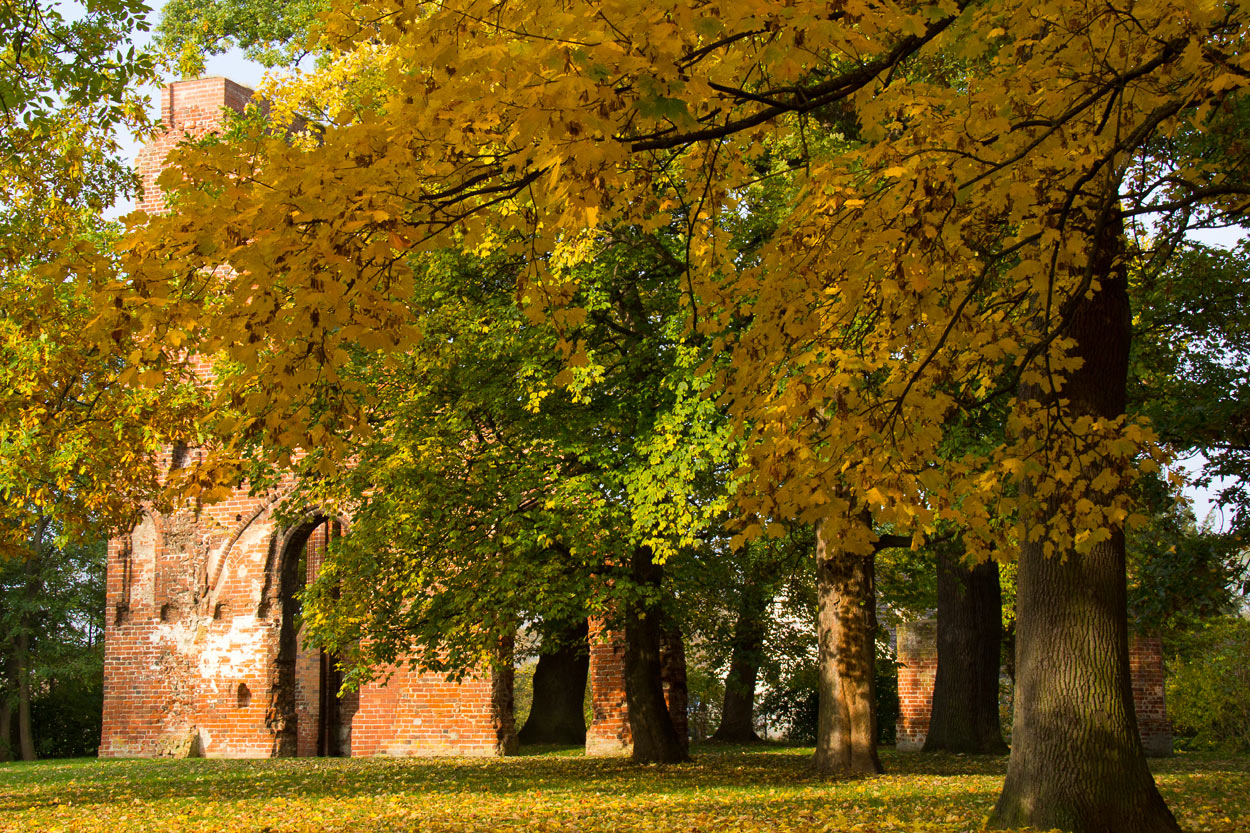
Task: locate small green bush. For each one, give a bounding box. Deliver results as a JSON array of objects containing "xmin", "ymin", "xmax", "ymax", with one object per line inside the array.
[
  {"xmin": 31, "ymin": 674, "xmax": 104, "ymax": 758},
  {"xmin": 1166, "ymin": 616, "xmax": 1250, "ymax": 752},
  {"xmin": 684, "ymin": 666, "xmax": 724, "ymax": 742},
  {"xmin": 756, "ymin": 653, "xmax": 899, "ymax": 745}
]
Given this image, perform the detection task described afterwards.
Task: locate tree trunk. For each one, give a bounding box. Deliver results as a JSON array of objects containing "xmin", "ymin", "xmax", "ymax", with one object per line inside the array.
[
  {"xmin": 518, "ymin": 619, "xmax": 589, "ymax": 745},
  {"xmin": 988, "ymin": 222, "xmax": 1179, "ymax": 832},
  {"xmin": 0, "ymin": 650, "xmax": 13, "ymax": 763},
  {"xmin": 813, "ymin": 518, "xmax": 882, "ymax": 775},
  {"xmin": 15, "ymin": 548, "xmax": 41, "ymax": 763},
  {"xmin": 923, "ymin": 544, "xmax": 1007, "ymax": 754},
  {"xmin": 712, "ymin": 580, "xmax": 769, "ymax": 743},
  {"xmin": 624, "ymin": 546, "xmax": 688, "ymax": 763},
  {"xmin": 15, "ymin": 628, "xmax": 34, "ymax": 761}
]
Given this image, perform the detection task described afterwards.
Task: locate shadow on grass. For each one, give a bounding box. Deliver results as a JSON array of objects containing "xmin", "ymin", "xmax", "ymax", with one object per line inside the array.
[
  {"xmin": 0, "ymin": 746, "xmax": 943, "ymax": 811},
  {"xmin": 0, "ymin": 743, "xmax": 1243, "ymax": 822},
  {"xmin": 512, "ymin": 743, "xmax": 585, "ymax": 757}
]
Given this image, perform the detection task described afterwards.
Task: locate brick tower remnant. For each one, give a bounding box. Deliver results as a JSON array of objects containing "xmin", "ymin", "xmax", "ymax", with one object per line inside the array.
[
  {"xmin": 134, "ymin": 77, "xmax": 257, "ymax": 215},
  {"xmin": 102, "ymin": 78, "xmax": 683, "ymax": 759},
  {"xmin": 895, "ymin": 619, "xmax": 1172, "ymax": 755}
]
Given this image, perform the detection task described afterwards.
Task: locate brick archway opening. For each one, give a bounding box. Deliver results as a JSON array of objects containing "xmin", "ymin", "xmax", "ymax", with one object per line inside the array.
[{"xmin": 274, "ymin": 516, "xmax": 355, "ymax": 757}]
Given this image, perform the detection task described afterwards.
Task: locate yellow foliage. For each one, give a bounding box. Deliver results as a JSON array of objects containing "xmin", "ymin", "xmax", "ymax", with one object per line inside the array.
[{"xmin": 98, "ymin": 0, "xmax": 1250, "ymax": 561}]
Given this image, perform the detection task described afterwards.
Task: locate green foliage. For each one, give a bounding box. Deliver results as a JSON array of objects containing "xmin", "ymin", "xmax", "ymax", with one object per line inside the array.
[
  {"xmin": 756, "ymin": 648, "xmax": 899, "ymax": 746},
  {"xmin": 684, "ymin": 665, "xmax": 724, "ymax": 743},
  {"xmin": 1, "ymin": 532, "xmax": 105, "ymax": 759},
  {"xmin": 1130, "ymin": 241, "xmax": 1250, "ymax": 537},
  {"xmin": 1167, "ymin": 617, "xmax": 1250, "ymax": 753},
  {"xmin": 512, "ymin": 659, "xmax": 535, "ymax": 731},
  {"xmin": 757, "ymin": 666, "xmax": 819, "ymax": 744},
  {"xmin": 0, "ymin": 0, "xmax": 198, "ymax": 551},
  {"xmin": 0, "ymin": 0, "xmax": 153, "ymax": 139},
  {"xmin": 30, "ymin": 673, "xmax": 102, "ymax": 759},
  {"xmin": 157, "ymin": 0, "xmax": 329, "ymax": 76},
  {"xmin": 0, "ymin": 0, "xmax": 152, "ymax": 259},
  {"xmin": 680, "ymin": 527, "xmax": 812, "ymax": 716},
  {"xmin": 284, "ymin": 230, "xmax": 743, "ymax": 685},
  {"xmin": 876, "ymin": 545, "xmax": 939, "ymax": 625},
  {"xmin": 1127, "ymin": 473, "xmax": 1247, "ymax": 637}
]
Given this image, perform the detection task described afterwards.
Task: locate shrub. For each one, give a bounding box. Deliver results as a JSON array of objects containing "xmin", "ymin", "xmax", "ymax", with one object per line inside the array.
[
  {"xmin": 31, "ymin": 674, "xmax": 104, "ymax": 758},
  {"xmin": 756, "ymin": 652, "xmax": 899, "ymax": 745},
  {"xmin": 1166, "ymin": 616, "xmax": 1250, "ymax": 752}
]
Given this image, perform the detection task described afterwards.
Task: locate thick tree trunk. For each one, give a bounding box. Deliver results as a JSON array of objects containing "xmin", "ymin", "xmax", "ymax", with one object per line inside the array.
[
  {"xmin": 15, "ymin": 549, "xmax": 40, "ymax": 762},
  {"xmin": 624, "ymin": 546, "xmax": 688, "ymax": 763},
  {"xmin": 813, "ymin": 519, "xmax": 882, "ymax": 775},
  {"xmin": 988, "ymin": 223, "xmax": 1179, "ymax": 832},
  {"xmin": 0, "ymin": 692, "xmax": 11, "ymax": 762},
  {"xmin": 0, "ymin": 629, "xmax": 13, "ymax": 763},
  {"xmin": 712, "ymin": 581, "xmax": 769, "ymax": 743},
  {"xmin": 15, "ymin": 628, "xmax": 34, "ymax": 761},
  {"xmin": 923, "ymin": 544, "xmax": 1007, "ymax": 754},
  {"xmin": 518, "ymin": 619, "xmax": 589, "ymax": 745}
]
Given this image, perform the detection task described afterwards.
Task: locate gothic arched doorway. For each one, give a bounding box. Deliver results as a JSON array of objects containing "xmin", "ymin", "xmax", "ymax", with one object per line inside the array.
[{"xmin": 274, "ymin": 515, "xmax": 355, "ymax": 757}]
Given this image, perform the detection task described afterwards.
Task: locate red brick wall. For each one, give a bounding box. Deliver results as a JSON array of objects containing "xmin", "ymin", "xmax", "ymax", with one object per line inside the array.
[
  {"xmin": 135, "ymin": 77, "xmax": 257, "ymax": 214},
  {"xmin": 349, "ymin": 665, "xmax": 515, "ymax": 757},
  {"xmin": 101, "ymin": 493, "xmax": 293, "ymax": 758},
  {"xmin": 894, "ymin": 619, "xmax": 1172, "ymax": 755},
  {"xmin": 101, "ymin": 492, "xmax": 517, "ymax": 758},
  {"xmin": 584, "ymin": 619, "xmax": 688, "ymax": 756},
  {"xmin": 586, "ymin": 619, "xmax": 630, "ymax": 756},
  {"xmin": 1130, "ymin": 633, "xmax": 1173, "ymax": 756},
  {"xmin": 895, "ymin": 620, "xmax": 939, "ymax": 751}
]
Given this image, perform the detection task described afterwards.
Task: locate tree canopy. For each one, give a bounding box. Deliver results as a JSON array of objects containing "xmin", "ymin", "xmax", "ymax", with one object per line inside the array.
[
  {"xmin": 106, "ymin": 0, "xmax": 1249, "ymax": 556},
  {"xmin": 60, "ymin": 0, "xmax": 1250, "ymax": 828}
]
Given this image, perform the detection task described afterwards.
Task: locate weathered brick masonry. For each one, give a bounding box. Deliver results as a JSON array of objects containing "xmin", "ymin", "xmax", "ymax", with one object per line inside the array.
[
  {"xmin": 585, "ymin": 621, "xmax": 688, "ymax": 757},
  {"xmin": 894, "ymin": 619, "xmax": 1172, "ymax": 755},
  {"xmin": 102, "ymin": 78, "xmax": 673, "ymax": 759}
]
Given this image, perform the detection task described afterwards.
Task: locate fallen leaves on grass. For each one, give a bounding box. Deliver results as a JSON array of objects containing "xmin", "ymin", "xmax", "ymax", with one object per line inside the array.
[{"xmin": 0, "ymin": 747, "xmax": 1245, "ymax": 833}]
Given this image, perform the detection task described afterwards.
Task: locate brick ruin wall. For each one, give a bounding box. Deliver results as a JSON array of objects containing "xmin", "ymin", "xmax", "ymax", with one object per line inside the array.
[
  {"xmin": 895, "ymin": 619, "xmax": 1173, "ymax": 755},
  {"xmin": 99, "ymin": 467, "xmax": 518, "ymax": 759},
  {"xmin": 101, "ymin": 480, "xmax": 660, "ymax": 759},
  {"xmin": 895, "ymin": 619, "xmax": 939, "ymax": 752},
  {"xmin": 1129, "ymin": 633, "xmax": 1173, "ymax": 756},
  {"xmin": 102, "ymin": 77, "xmax": 676, "ymax": 760},
  {"xmin": 134, "ymin": 77, "xmax": 257, "ymax": 215},
  {"xmin": 585, "ymin": 620, "xmax": 688, "ymax": 757}
]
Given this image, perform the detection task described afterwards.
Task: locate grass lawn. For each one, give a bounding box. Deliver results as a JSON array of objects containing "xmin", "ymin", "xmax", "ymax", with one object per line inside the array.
[{"xmin": 0, "ymin": 745, "xmax": 1245, "ymax": 832}]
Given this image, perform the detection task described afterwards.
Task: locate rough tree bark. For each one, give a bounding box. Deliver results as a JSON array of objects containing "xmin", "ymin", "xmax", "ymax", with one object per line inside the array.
[
  {"xmin": 518, "ymin": 618, "xmax": 589, "ymax": 745},
  {"xmin": 624, "ymin": 545, "xmax": 688, "ymax": 763},
  {"xmin": 15, "ymin": 550, "xmax": 41, "ymax": 762},
  {"xmin": 988, "ymin": 221, "xmax": 1179, "ymax": 832},
  {"xmin": 813, "ymin": 518, "xmax": 882, "ymax": 775},
  {"xmin": 0, "ymin": 697, "xmax": 10, "ymax": 761},
  {"xmin": 711, "ymin": 580, "xmax": 770, "ymax": 743},
  {"xmin": 0, "ymin": 651, "xmax": 13, "ymax": 762},
  {"xmin": 15, "ymin": 627, "xmax": 34, "ymax": 761},
  {"xmin": 923, "ymin": 543, "xmax": 1007, "ymax": 754}
]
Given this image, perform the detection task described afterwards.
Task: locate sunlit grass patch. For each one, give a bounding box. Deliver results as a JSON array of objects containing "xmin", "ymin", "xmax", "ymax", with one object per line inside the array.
[{"xmin": 0, "ymin": 746, "xmax": 1244, "ymax": 832}]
